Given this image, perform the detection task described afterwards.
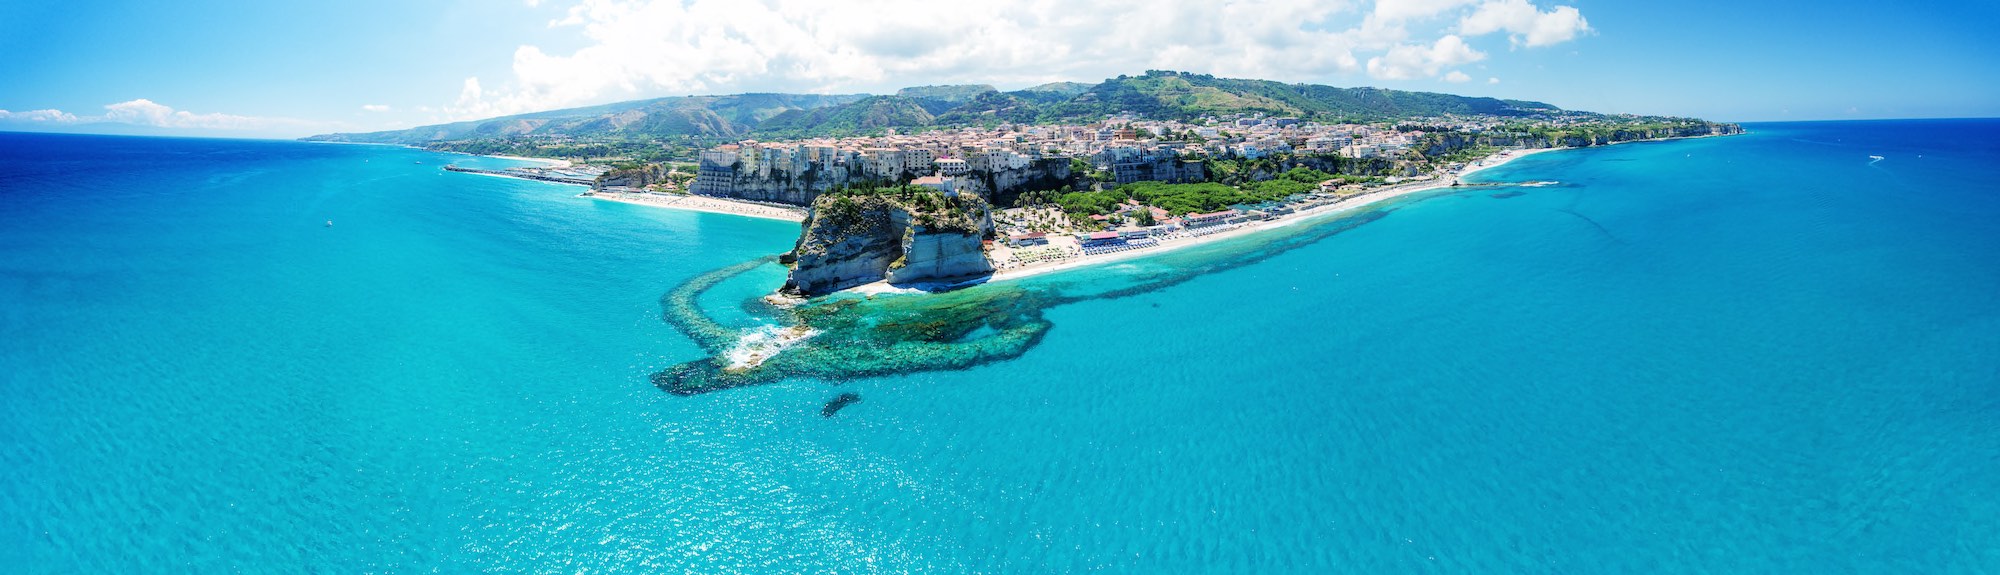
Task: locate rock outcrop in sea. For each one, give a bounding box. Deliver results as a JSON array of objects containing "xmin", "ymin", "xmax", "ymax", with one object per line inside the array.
[{"xmin": 782, "ymin": 190, "xmax": 995, "ymax": 295}]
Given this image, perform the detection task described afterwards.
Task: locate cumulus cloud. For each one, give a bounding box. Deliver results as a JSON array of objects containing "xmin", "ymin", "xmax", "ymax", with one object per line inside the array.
[
  {"xmin": 101, "ymin": 99, "xmax": 294, "ymax": 131},
  {"xmin": 1488, "ymin": 76, "xmax": 1501, "ymax": 84},
  {"xmin": 0, "ymin": 100, "xmax": 318, "ymax": 134},
  {"xmin": 1366, "ymin": 34, "xmax": 1485, "ymax": 80},
  {"xmin": 0, "ymin": 109, "xmax": 80, "ymax": 123},
  {"xmin": 1371, "ymin": 0, "xmax": 1479, "ymax": 23},
  {"xmin": 1444, "ymin": 70, "xmax": 1472, "ymax": 83},
  {"xmin": 361, "ymin": 104, "xmax": 391, "ymax": 112},
  {"xmin": 1458, "ymin": 0, "xmax": 1590, "ymax": 47},
  {"xmin": 444, "ymin": 0, "xmax": 1594, "ymax": 119}
]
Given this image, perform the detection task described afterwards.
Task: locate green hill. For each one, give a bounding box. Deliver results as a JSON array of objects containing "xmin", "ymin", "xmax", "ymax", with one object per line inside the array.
[
  {"xmin": 1017, "ymin": 81, "xmax": 1094, "ymax": 98},
  {"xmin": 894, "ymin": 84, "xmax": 999, "ymax": 103},
  {"xmin": 752, "ymin": 96, "xmax": 940, "ymax": 137},
  {"xmin": 304, "ymin": 71, "xmax": 1576, "ymax": 144},
  {"xmin": 1040, "ymin": 71, "xmax": 1554, "ymax": 121},
  {"xmin": 303, "ymin": 93, "xmax": 865, "ymax": 144}
]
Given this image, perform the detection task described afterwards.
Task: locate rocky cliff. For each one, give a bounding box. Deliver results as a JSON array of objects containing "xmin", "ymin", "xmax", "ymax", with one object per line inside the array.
[
  {"xmin": 594, "ymin": 164, "xmax": 670, "ymax": 190},
  {"xmin": 960, "ymin": 158, "xmax": 1073, "ymax": 207},
  {"xmin": 712, "ymin": 159, "xmax": 1070, "ymax": 208},
  {"xmin": 783, "ymin": 192, "xmax": 995, "ymax": 296}
]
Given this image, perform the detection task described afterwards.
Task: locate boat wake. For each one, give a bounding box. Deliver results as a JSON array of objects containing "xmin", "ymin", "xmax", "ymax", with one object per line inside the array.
[{"xmin": 1868, "ymin": 155, "xmax": 1885, "ymax": 165}]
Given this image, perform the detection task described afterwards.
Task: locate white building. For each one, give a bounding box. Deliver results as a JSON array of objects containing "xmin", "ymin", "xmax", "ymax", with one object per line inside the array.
[{"xmin": 935, "ymin": 157, "xmax": 970, "ymax": 176}]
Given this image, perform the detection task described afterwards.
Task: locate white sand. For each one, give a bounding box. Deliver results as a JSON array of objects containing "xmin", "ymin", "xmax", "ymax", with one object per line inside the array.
[
  {"xmin": 485, "ymin": 154, "xmax": 574, "ymax": 169},
  {"xmin": 585, "ymin": 191, "xmax": 807, "ymax": 222}
]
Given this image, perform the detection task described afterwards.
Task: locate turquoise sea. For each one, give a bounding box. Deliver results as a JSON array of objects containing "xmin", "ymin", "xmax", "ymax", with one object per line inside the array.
[{"xmin": 2, "ymin": 120, "xmax": 1997, "ymax": 572}]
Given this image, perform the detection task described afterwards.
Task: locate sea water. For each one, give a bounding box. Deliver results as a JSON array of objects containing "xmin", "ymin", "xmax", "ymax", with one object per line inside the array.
[{"xmin": 2, "ymin": 121, "xmax": 1996, "ymax": 572}]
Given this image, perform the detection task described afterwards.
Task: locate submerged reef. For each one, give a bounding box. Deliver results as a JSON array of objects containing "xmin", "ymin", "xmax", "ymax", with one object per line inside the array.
[
  {"xmin": 821, "ymin": 393, "xmax": 862, "ymax": 417},
  {"xmin": 653, "ymin": 190, "xmax": 1423, "ymax": 395}
]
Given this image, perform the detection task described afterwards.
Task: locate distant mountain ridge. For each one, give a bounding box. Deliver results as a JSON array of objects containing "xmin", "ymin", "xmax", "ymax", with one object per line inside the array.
[
  {"xmin": 306, "ymin": 93, "xmax": 866, "ymax": 144},
  {"xmin": 304, "ymin": 71, "xmax": 1569, "ymax": 144}
]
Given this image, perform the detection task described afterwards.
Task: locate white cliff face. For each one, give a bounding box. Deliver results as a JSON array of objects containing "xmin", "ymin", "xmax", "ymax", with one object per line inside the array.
[
  {"xmin": 785, "ymin": 206, "xmax": 901, "ymax": 294},
  {"xmin": 783, "ymin": 194, "xmax": 995, "ymax": 296},
  {"xmin": 714, "ymin": 159, "xmax": 1070, "ymax": 207},
  {"xmin": 885, "ymin": 229, "xmax": 993, "ymax": 285}
]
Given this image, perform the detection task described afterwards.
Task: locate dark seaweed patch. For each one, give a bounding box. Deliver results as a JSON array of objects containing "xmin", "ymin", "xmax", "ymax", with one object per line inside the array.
[{"xmin": 821, "ymin": 393, "xmax": 862, "ymax": 417}]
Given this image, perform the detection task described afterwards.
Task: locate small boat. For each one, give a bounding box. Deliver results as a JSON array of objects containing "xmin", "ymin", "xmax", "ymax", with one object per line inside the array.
[{"xmin": 325, "ymin": 220, "xmax": 333, "ymax": 227}]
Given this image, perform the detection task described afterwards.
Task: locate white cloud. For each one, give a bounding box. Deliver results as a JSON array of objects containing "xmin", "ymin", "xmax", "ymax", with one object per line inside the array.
[
  {"xmin": 444, "ymin": 0, "xmax": 1594, "ymax": 119},
  {"xmin": 1488, "ymin": 76, "xmax": 1500, "ymax": 84},
  {"xmin": 101, "ymin": 99, "xmax": 293, "ymax": 131},
  {"xmin": 1371, "ymin": 0, "xmax": 1479, "ymax": 23},
  {"xmin": 0, "ymin": 109, "xmax": 80, "ymax": 123},
  {"xmin": 361, "ymin": 104, "xmax": 391, "ymax": 112},
  {"xmin": 0, "ymin": 100, "xmax": 320, "ymax": 134},
  {"xmin": 1459, "ymin": 0, "xmax": 1590, "ymax": 47},
  {"xmin": 1444, "ymin": 70, "xmax": 1472, "ymax": 83},
  {"xmin": 1366, "ymin": 34, "xmax": 1485, "ymax": 80}
]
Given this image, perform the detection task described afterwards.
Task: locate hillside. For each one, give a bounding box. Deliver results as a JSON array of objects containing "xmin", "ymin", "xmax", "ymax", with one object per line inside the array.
[
  {"xmin": 894, "ymin": 84, "xmax": 999, "ymax": 103},
  {"xmin": 303, "ymin": 93, "xmax": 864, "ymax": 144},
  {"xmin": 752, "ymin": 96, "xmax": 944, "ymax": 137},
  {"xmin": 1039, "ymin": 72, "xmax": 1556, "ymax": 121},
  {"xmin": 1017, "ymin": 81, "xmax": 1094, "ymax": 98},
  {"xmin": 784, "ymin": 71, "xmax": 1562, "ymax": 133},
  {"xmin": 303, "ymin": 71, "xmax": 1571, "ymax": 144}
]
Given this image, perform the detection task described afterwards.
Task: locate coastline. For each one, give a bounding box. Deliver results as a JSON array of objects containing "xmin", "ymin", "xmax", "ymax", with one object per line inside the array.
[
  {"xmin": 850, "ymin": 145, "xmax": 1569, "ymax": 295},
  {"xmin": 583, "ymin": 191, "xmax": 807, "ymax": 222},
  {"xmin": 483, "ymin": 153, "xmax": 573, "ymax": 169},
  {"xmin": 447, "ymin": 149, "xmax": 574, "ymax": 168},
  {"xmin": 438, "ymin": 156, "xmax": 803, "ymax": 222}
]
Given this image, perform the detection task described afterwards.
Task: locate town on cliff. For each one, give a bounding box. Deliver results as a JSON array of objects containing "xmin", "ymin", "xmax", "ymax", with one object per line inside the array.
[
  {"xmin": 340, "ymin": 72, "xmax": 1740, "ymax": 295},
  {"xmin": 588, "ymin": 111, "xmax": 1735, "ymax": 296}
]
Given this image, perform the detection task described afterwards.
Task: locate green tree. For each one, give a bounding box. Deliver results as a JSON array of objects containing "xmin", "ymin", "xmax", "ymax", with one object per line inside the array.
[{"xmin": 1133, "ymin": 207, "xmax": 1157, "ymax": 226}]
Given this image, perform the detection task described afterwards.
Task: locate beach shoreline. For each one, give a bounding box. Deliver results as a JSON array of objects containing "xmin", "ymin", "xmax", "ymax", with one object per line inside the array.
[
  {"xmin": 483, "ymin": 153, "xmax": 573, "ymax": 169},
  {"xmin": 849, "ymin": 145, "xmax": 1573, "ymax": 295},
  {"xmin": 583, "ymin": 191, "xmax": 807, "ymax": 222}
]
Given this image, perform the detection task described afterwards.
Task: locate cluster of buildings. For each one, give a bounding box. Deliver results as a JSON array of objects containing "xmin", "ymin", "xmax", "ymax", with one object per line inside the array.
[
  {"xmin": 688, "ymin": 113, "xmax": 1505, "ymax": 200},
  {"xmin": 691, "ymin": 130, "xmax": 1050, "ymax": 198},
  {"xmin": 990, "ymin": 185, "xmax": 1391, "ymax": 269}
]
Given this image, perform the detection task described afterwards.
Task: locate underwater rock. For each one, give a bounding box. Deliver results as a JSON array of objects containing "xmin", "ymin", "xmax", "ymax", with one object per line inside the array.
[{"xmin": 821, "ymin": 393, "xmax": 861, "ymax": 417}]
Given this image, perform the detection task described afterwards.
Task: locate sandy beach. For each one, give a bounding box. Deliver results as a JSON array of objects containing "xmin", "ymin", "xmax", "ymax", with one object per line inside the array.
[
  {"xmin": 584, "ymin": 191, "xmax": 807, "ymax": 222},
  {"xmin": 850, "ymin": 146, "xmax": 1568, "ymax": 295},
  {"xmin": 485, "ymin": 154, "xmax": 574, "ymax": 169}
]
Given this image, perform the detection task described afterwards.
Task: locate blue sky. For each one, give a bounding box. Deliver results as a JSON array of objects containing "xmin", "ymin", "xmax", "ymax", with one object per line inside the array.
[{"xmin": 2, "ymin": 0, "xmax": 1996, "ymax": 138}]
